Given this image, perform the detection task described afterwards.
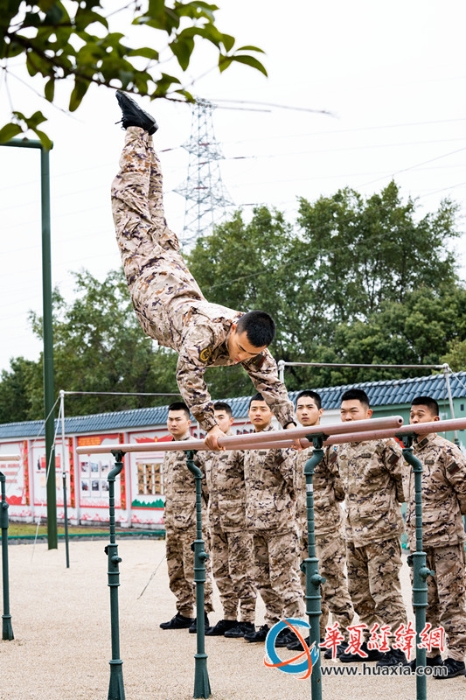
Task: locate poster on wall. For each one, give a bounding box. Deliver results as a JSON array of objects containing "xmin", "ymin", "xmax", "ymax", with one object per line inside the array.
[
  {"xmin": 77, "ymin": 434, "xmax": 122, "ymax": 508},
  {"xmin": 0, "ymin": 441, "xmax": 27, "ymax": 507},
  {"xmin": 127, "ymin": 430, "xmax": 168, "ymax": 512},
  {"xmin": 31, "ymin": 439, "xmax": 70, "ymax": 506}
]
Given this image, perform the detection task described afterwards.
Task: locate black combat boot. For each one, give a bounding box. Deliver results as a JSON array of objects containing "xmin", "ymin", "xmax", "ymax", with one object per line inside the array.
[
  {"xmin": 116, "ymin": 90, "xmax": 158, "ymax": 134},
  {"xmin": 206, "ymin": 619, "xmax": 238, "ymax": 636}
]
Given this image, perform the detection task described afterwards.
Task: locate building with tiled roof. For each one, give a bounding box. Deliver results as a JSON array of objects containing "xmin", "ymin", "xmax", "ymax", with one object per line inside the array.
[{"xmin": 1, "ymin": 371, "xmax": 465, "ymax": 528}]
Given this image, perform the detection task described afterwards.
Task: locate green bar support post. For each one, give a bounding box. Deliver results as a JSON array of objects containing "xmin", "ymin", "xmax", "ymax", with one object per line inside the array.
[
  {"xmin": 400, "ymin": 434, "xmax": 434, "ymax": 700},
  {"xmin": 41, "ymin": 145, "xmax": 57, "ymax": 551},
  {"xmin": 185, "ymin": 450, "xmax": 211, "ymax": 699},
  {"xmin": 303, "ymin": 435, "xmax": 326, "ymax": 700},
  {"xmin": 0, "ymin": 472, "xmax": 14, "ymax": 640},
  {"xmin": 107, "ymin": 451, "xmax": 125, "ymax": 700},
  {"xmin": 1, "ymin": 139, "xmax": 57, "ymax": 550}
]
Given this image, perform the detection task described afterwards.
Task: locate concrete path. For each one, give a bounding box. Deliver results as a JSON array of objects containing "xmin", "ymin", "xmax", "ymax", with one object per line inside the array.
[{"xmin": 1, "ymin": 539, "xmax": 465, "ymax": 699}]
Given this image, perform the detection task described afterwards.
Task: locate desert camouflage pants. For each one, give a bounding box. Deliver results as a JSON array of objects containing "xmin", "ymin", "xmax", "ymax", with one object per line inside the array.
[
  {"xmin": 165, "ymin": 525, "xmax": 214, "ymax": 617},
  {"xmin": 252, "ymin": 529, "xmax": 304, "ymax": 626},
  {"xmin": 111, "ymin": 127, "xmax": 204, "ymax": 347},
  {"xmin": 300, "ymin": 530, "xmax": 354, "ymax": 638},
  {"xmin": 210, "ymin": 527, "xmax": 257, "ymax": 622},
  {"xmin": 347, "ymin": 537, "xmax": 407, "ymax": 637},
  {"xmin": 420, "ymin": 544, "xmax": 466, "ymax": 661}
]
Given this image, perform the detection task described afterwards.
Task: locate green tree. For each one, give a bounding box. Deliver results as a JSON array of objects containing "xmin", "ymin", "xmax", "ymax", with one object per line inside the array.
[
  {"xmin": 296, "ymin": 181, "xmax": 460, "ymax": 320},
  {"xmin": 187, "ymin": 182, "xmax": 464, "ymax": 394},
  {"xmin": 0, "ymin": 356, "xmax": 40, "ymax": 422},
  {"xmin": 0, "ymin": 0, "xmax": 266, "ymax": 147},
  {"xmin": 18, "ymin": 268, "xmax": 179, "ymax": 420}
]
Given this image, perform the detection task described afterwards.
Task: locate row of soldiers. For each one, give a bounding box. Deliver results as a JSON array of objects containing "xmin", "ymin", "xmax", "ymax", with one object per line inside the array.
[{"xmin": 158, "ymin": 388, "xmax": 466, "ymax": 679}]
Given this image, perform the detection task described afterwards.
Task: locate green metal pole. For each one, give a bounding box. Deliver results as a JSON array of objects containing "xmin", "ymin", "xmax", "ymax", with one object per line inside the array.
[
  {"xmin": 0, "ymin": 472, "xmax": 14, "ymax": 640},
  {"xmin": 185, "ymin": 450, "xmax": 211, "ymax": 699},
  {"xmin": 303, "ymin": 435, "xmax": 326, "ymax": 700},
  {"xmin": 41, "ymin": 146, "xmax": 57, "ymax": 550},
  {"xmin": 107, "ymin": 451, "xmax": 125, "ymax": 700},
  {"xmin": 1, "ymin": 139, "xmax": 57, "ymax": 550},
  {"xmin": 401, "ymin": 434, "xmax": 434, "ymax": 700}
]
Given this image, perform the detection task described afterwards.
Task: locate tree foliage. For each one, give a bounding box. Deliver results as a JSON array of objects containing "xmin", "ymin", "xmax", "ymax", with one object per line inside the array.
[
  {"xmin": 187, "ymin": 181, "xmax": 464, "ymax": 393},
  {"xmin": 0, "ymin": 0, "xmax": 266, "ymax": 147},
  {"xmin": 0, "ymin": 269, "xmax": 180, "ymax": 421}
]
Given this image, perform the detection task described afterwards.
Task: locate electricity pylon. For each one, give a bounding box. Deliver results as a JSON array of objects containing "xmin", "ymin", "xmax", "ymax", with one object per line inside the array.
[{"xmin": 175, "ymin": 99, "xmax": 234, "ymax": 247}]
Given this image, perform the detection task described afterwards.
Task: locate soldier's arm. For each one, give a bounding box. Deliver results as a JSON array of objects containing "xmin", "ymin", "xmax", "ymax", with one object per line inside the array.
[
  {"xmin": 194, "ymin": 450, "xmax": 211, "ymax": 505},
  {"xmin": 276, "ymin": 448, "xmax": 296, "ymax": 496},
  {"xmin": 325, "ymin": 447, "xmax": 345, "ymax": 501},
  {"xmin": 175, "ymin": 325, "xmax": 218, "ymax": 433},
  {"xmin": 383, "ymin": 439, "xmax": 405, "ymax": 503},
  {"xmin": 241, "ymin": 349, "xmax": 295, "ymax": 428},
  {"xmin": 442, "ymin": 443, "xmax": 466, "ymax": 514}
]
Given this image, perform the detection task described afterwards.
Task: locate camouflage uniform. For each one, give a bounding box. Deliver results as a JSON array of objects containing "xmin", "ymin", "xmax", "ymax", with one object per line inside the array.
[
  {"xmin": 335, "ymin": 438, "xmax": 407, "ymax": 636},
  {"xmin": 205, "ymin": 441, "xmax": 256, "ymax": 622},
  {"xmin": 111, "ymin": 128, "xmax": 295, "ymax": 432},
  {"xmin": 163, "ymin": 433, "xmax": 213, "ymax": 617},
  {"xmin": 403, "ymin": 433, "xmax": 466, "ymax": 661},
  {"xmin": 244, "ymin": 425, "xmax": 304, "ymax": 626},
  {"xmin": 295, "ymin": 445, "xmax": 354, "ymax": 638}
]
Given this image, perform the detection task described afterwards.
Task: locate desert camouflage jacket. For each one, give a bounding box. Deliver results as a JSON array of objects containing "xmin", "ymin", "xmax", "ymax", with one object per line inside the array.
[
  {"xmin": 205, "ymin": 436, "xmax": 247, "ymax": 532},
  {"xmin": 403, "ymin": 432, "xmax": 466, "ymax": 549},
  {"xmin": 335, "ymin": 438, "xmax": 405, "ymax": 547},
  {"xmin": 174, "ymin": 301, "xmax": 295, "ymax": 433},
  {"xmin": 244, "ymin": 425, "xmax": 296, "ymax": 533},
  {"xmin": 162, "ymin": 432, "xmax": 208, "ymax": 530},
  {"xmin": 295, "ymin": 444, "xmax": 344, "ymax": 537}
]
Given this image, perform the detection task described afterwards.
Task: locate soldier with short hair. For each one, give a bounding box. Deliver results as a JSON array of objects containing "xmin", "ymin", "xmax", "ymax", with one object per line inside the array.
[
  {"xmin": 287, "ymin": 390, "xmax": 354, "ymax": 657},
  {"xmin": 159, "ymin": 402, "xmax": 214, "ymax": 632},
  {"xmin": 404, "ymin": 395, "xmax": 466, "ymax": 679},
  {"xmin": 335, "ymin": 388, "xmax": 408, "ymax": 667},
  {"xmin": 112, "ymin": 92, "xmax": 297, "ymax": 451},
  {"xmin": 204, "ymin": 402, "xmax": 257, "ymax": 638},
  {"xmin": 242, "ymin": 393, "xmax": 304, "ymax": 645}
]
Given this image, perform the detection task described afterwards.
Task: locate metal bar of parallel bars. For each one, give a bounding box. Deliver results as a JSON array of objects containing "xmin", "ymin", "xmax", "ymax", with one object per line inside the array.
[
  {"xmin": 76, "ymin": 417, "xmax": 404, "ymax": 455},
  {"xmin": 76, "ymin": 416, "xmax": 466, "ymax": 456}
]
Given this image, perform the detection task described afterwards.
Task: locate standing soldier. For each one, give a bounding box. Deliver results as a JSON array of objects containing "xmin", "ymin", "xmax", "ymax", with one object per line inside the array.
[
  {"xmin": 159, "ymin": 402, "xmax": 214, "ymax": 632},
  {"xmin": 335, "ymin": 389, "xmax": 408, "ymax": 666},
  {"xmin": 112, "ymin": 92, "xmax": 298, "ymax": 451},
  {"xmin": 243, "ymin": 393, "xmax": 304, "ymax": 645},
  {"xmin": 204, "ymin": 402, "xmax": 257, "ymax": 638},
  {"xmin": 287, "ymin": 391, "xmax": 354, "ymax": 657},
  {"xmin": 404, "ymin": 396, "xmax": 466, "ymax": 679}
]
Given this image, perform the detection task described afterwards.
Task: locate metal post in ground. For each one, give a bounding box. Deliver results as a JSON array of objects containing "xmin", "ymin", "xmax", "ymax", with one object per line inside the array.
[
  {"xmin": 401, "ymin": 434, "xmax": 434, "ymax": 700},
  {"xmin": 107, "ymin": 451, "xmax": 125, "ymax": 700},
  {"xmin": 59, "ymin": 390, "xmax": 70, "ymax": 568},
  {"xmin": 303, "ymin": 435, "xmax": 326, "ymax": 700},
  {"xmin": 185, "ymin": 450, "xmax": 211, "ymax": 699},
  {"xmin": 1, "ymin": 139, "xmax": 57, "ymax": 550},
  {"xmin": 0, "ymin": 471, "xmax": 14, "ymax": 640}
]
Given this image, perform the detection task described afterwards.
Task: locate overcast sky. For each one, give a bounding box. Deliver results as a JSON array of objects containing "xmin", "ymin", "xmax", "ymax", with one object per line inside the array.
[{"xmin": 1, "ymin": 0, "xmax": 465, "ymax": 376}]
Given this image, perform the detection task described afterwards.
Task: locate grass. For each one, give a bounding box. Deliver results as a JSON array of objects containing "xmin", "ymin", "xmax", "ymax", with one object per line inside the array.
[{"xmin": 7, "ymin": 523, "xmax": 123, "ymax": 536}]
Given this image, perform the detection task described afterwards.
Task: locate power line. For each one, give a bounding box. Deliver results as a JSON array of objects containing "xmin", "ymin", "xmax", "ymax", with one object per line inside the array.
[
  {"xmin": 220, "ymin": 117, "xmax": 466, "ymax": 146},
  {"xmin": 358, "ymin": 146, "xmax": 466, "ymax": 189}
]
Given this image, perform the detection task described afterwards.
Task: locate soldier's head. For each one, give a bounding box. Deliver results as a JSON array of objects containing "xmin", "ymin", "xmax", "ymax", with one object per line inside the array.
[
  {"xmin": 248, "ymin": 392, "xmax": 273, "ymax": 432},
  {"xmin": 295, "ymin": 390, "xmax": 323, "ymax": 428},
  {"xmin": 227, "ymin": 311, "xmax": 275, "ymax": 364},
  {"xmin": 167, "ymin": 401, "xmax": 191, "ymax": 439},
  {"xmin": 213, "ymin": 401, "xmax": 234, "ymax": 434},
  {"xmin": 340, "ymin": 389, "xmax": 373, "ymax": 422},
  {"xmin": 410, "ymin": 396, "xmax": 440, "ymax": 425}
]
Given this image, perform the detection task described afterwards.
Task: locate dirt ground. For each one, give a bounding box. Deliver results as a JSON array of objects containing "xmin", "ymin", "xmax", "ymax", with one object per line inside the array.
[{"xmin": 0, "ymin": 538, "xmax": 465, "ymax": 700}]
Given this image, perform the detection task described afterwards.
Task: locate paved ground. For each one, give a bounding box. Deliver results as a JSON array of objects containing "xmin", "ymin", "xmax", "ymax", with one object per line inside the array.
[{"xmin": 1, "ymin": 538, "xmax": 465, "ymax": 700}]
